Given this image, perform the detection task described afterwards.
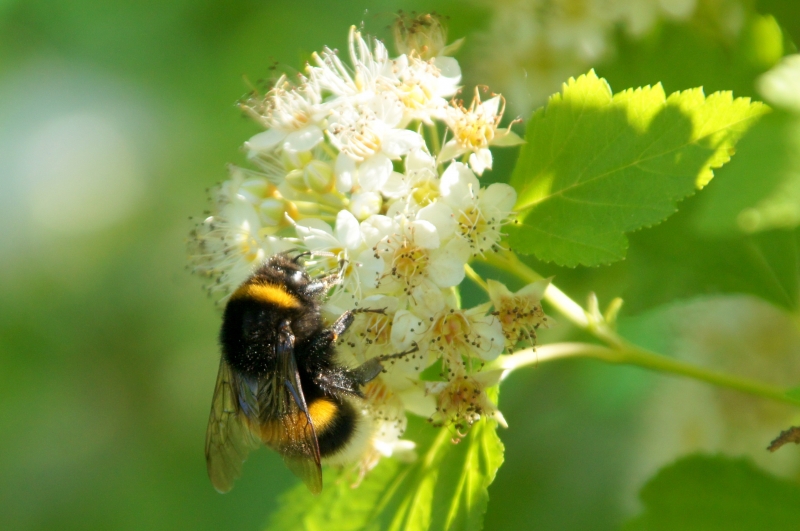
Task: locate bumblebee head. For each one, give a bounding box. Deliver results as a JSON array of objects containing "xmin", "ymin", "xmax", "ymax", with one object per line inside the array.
[{"xmin": 258, "ymin": 252, "xmax": 313, "ymax": 290}]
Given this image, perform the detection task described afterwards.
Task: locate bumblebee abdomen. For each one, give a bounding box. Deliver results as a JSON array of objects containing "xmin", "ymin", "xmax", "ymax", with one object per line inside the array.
[
  {"xmin": 314, "ymin": 398, "xmax": 358, "ymax": 457},
  {"xmin": 257, "ymin": 396, "xmax": 360, "ymax": 458}
]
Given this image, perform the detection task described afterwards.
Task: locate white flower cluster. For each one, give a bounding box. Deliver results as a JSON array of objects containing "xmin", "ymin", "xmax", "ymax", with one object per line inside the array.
[
  {"xmin": 470, "ymin": 0, "xmax": 746, "ymax": 115},
  {"xmin": 189, "ymin": 14, "xmax": 546, "ymax": 476}
]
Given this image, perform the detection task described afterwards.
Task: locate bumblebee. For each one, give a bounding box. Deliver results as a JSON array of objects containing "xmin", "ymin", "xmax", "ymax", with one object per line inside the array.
[{"xmin": 205, "ymin": 252, "xmax": 406, "ymax": 494}]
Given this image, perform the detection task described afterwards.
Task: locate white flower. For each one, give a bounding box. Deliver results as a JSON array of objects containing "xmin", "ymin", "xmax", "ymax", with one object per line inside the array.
[
  {"xmin": 294, "ymin": 210, "xmax": 383, "ymax": 296},
  {"xmin": 426, "ymin": 302, "xmax": 505, "ymax": 369},
  {"xmin": 353, "ymin": 378, "xmax": 417, "ymax": 480},
  {"xmin": 487, "ymin": 278, "xmax": 551, "ymax": 351},
  {"xmin": 439, "ymin": 162, "xmax": 517, "ymax": 256},
  {"xmin": 308, "ymin": 26, "xmax": 393, "ymax": 100},
  {"xmin": 244, "ymin": 76, "xmax": 326, "ymax": 155},
  {"xmin": 439, "ymin": 88, "xmax": 524, "ymax": 175},
  {"xmin": 388, "ymin": 54, "xmax": 461, "ymax": 125},
  {"xmin": 368, "ymin": 213, "xmax": 471, "ymax": 297},
  {"xmin": 428, "ymin": 370, "xmax": 507, "ymax": 433},
  {"xmin": 341, "ymin": 295, "xmax": 400, "ymax": 361},
  {"xmin": 392, "ymin": 11, "xmax": 462, "ymax": 61},
  {"xmin": 329, "ymin": 92, "xmax": 424, "ymax": 193},
  {"xmin": 188, "ymin": 197, "xmax": 288, "ymax": 297},
  {"xmin": 348, "ymin": 191, "xmax": 383, "ymax": 220},
  {"xmin": 190, "ymin": 21, "xmax": 526, "ymax": 477},
  {"xmin": 389, "ymin": 289, "xmax": 504, "ymax": 375},
  {"xmin": 383, "ymin": 148, "xmax": 441, "ymax": 210}
]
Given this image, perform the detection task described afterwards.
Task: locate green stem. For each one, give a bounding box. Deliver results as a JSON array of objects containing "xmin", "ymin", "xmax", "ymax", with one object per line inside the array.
[
  {"xmin": 320, "ymin": 141, "xmax": 339, "ymax": 161},
  {"xmin": 427, "ymin": 124, "xmax": 441, "ymax": 157},
  {"xmin": 464, "ymin": 263, "xmax": 489, "ymax": 293},
  {"xmin": 480, "ymin": 251, "xmax": 799, "ymax": 407},
  {"xmin": 498, "ymin": 342, "xmax": 800, "ymax": 406}
]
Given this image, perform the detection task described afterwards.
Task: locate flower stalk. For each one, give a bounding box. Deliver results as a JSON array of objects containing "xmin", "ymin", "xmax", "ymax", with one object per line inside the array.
[{"xmin": 481, "ymin": 252, "xmax": 800, "ymax": 407}]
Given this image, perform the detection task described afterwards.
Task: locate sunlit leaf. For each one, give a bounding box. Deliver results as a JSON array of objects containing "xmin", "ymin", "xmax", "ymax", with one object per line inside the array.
[
  {"xmin": 266, "ymin": 414, "xmax": 504, "ymax": 531},
  {"xmin": 622, "ymin": 454, "xmax": 800, "ymax": 531},
  {"xmin": 508, "ymin": 70, "xmax": 767, "ymax": 267}
]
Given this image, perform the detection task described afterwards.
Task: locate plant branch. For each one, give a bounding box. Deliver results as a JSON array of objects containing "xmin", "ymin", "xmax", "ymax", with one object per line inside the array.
[
  {"xmin": 480, "ymin": 251, "xmax": 799, "ymax": 407},
  {"xmin": 497, "ymin": 342, "xmax": 800, "ymax": 406}
]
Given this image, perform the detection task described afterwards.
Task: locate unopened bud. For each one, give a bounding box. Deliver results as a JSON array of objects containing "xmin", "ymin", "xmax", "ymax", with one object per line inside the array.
[
  {"xmin": 349, "ymin": 191, "xmax": 382, "ymax": 220},
  {"xmin": 304, "ymin": 160, "xmax": 335, "ymax": 194},
  {"xmin": 285, "ymin": 169, "xmax": 309, "ymax": 192},
  {"xmin": 281, "ymin": 149, "xmax": 312, "ymax": 171},
  {"xmin": 393, "ymin": 12, "xmax": 449, "ymax": 59},
  {"xmin": 259, "ymin": 198, "xmax": 287, "ymax": 226},
  {"xmin": 239, "ymin": 178, "xmax": 271, "ymax": 202}
]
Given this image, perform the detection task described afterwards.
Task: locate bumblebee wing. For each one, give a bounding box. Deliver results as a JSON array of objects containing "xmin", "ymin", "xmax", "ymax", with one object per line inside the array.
[
  {"xmin": 205, "ymin": 359, "xmax": 260, "ymax": 493},
  {"xmin": 258, "ymin": 320, "xmax": 323, "ymax": 494}
]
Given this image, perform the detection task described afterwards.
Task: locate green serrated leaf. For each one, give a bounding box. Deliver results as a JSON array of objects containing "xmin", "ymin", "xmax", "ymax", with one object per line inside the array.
[
  {"xmin": 266, "ymin": 414, "xmax": 504, "ymax": 531},
  {"xmin": 622, "ymin": 454, "xmax": 800, "ymax": 531},
  {"xmin": 508, "ymin": 70, "xmax": 767, "ymax": 267}
]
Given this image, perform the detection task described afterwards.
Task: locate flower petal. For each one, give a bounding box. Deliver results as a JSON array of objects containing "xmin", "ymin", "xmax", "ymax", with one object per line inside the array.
[
  {"xmin": 382, "ymin": 129, "xmax": 424, "ymax": 159},
  {"xmin": 349, "ymin": 191, "xmax": 383, "ymax": 220},
  {"xmin": 355, "ymin": 248, "xmax": 385, "ymax": 288},
  {"xmin": 437, "ymin": 139, "xmax": 464, "ymax": 163},
  {"xmin": 480, "ymin": 183, "xmax": 517, "ymax": 213},
  {"xmin": 382, "ymin": 171, "xmax": 410, "ymax": 199},
  {"xmin": 480, "ymin": 96, "xmax": 501, "ymax": 116},
  {"xmin": 391, "ymin": 309, "xmax": 428, "ymax": 350},
  {"xmin": 468, "ymin": 149, "xmax": 492, "ymax": 175},
  {"xmin": 417, "ymin": 201, "xmax": 455, "ymax": 240},
  {"xmin": 359, "ymin": 153, "xmax": 393, "ymax": 192},
  {"xmin": 428, "ymin": 238, "xmax": 470, "ymax": 287},
  {"xmin": 361, "ymin": 214, "xmax": 395, "ymax": 248},
  {"xmin": 246, "ymin": 129, "xmax": 285, "ymax": 155},
  {"xmin": 335, "ymin": 152, "xmax": 357, "ymax": 193},
  {"xmin": 409, "ymin": 219, "xmax": 440, "ymax": 249},
  {"xmin": 283, "ymin": 125, "xmax": 324, "ymax": 152},
  {"xmin": 491, "ymin": 129, "xmax": 525, "ymax": 147},
  {"xmin": 335, "ymin": 209, "xmax": 362, "ymax": 249},
  {"xmin": 439, "ymin": 162, "xmax": 478, "ymax": 205}
]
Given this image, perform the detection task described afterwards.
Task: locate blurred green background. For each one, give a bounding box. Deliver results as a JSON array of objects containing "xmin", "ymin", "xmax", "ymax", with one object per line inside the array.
[{"xmin": 2, "ymin": 1, "xmax": 800, "ymax": 530}]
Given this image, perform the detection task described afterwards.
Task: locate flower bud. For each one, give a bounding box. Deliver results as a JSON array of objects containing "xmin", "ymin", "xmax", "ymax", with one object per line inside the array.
[
  {"xmin": 285, "ymin": 169, "xmax": 309, "ymax": 192},
  {"xmin": 349, "ymin": 191, "xmax": 382, "ymax": 220},
  {"xmin": 303, "ymin": 160, "xmax": 335, "ymax": 194},
  {"xmin": 281, "ymin": 149, "xmax": 312, "ymax": 171},
  {"xmin": 259, "ymin": 198, "xmax": 287, "ymax": 226},
  {"xmin": 393, "ymin": 12, "xmax": 448, "ymax": 60}
]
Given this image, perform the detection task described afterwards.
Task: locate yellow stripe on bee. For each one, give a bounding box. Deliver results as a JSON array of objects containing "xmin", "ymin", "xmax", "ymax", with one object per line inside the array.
[
  {"xmin": 255, "ymin": 398, "xmax": 340, "ymax": 446},
  {"xmin": 308, "ymin": 398, "xmax": 338, "ymax": 431},
  {"xmin": 232, "ymin": 282, "xmax": 300, "ymax": 309}
]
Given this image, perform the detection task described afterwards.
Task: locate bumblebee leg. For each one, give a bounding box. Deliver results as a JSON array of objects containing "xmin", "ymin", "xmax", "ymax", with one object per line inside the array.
[
  {"xmin": 304, "ymin": 308, "xmax": 393, "ymax": 396},
  {"xmin": 326, "ymin": 307, "xmax": 386, "ymax": 340},
  {"xmin": 304, "ymin": 255, "xmax": 349, "ymax": 297},
  {"xmin": 350, "ymin": 342, "xmax": 420, "ymax": 385},
  {"xmin": 291, "ymin": 250, "xmax": 337, "ymax": 264},
  {"xmin": 304, "ymin": 276, "xmax": 341, "ymax": 297}
]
